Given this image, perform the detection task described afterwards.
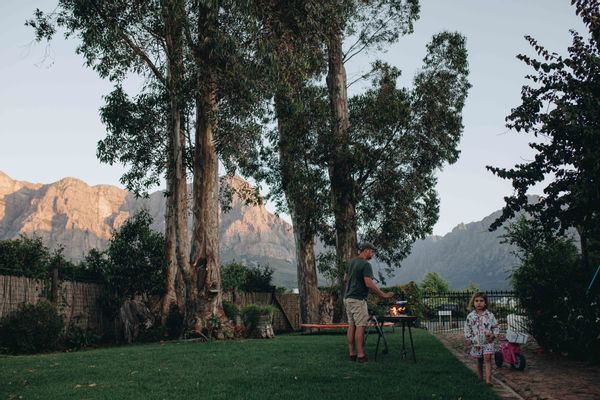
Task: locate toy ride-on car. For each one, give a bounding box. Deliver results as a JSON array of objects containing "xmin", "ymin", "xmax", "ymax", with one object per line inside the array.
[{"xmin": 494, "ymin": 329, "xmax": 528, "ymax": 371}]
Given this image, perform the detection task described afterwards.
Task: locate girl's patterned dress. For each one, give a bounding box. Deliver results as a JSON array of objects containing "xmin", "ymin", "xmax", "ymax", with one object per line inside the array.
[{"xmin": 464, "ymin": 309, "xmax": 500, "ymax": 358}]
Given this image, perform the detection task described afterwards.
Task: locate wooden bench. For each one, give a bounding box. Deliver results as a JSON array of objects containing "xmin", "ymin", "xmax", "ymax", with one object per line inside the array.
[{"xmin": 300, "ymin": 322, "xmax": 394, "ymax": 332}]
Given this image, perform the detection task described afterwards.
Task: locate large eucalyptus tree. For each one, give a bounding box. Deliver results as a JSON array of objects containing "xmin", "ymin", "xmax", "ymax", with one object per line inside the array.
[
  {"xmin": 28, "ymin": 0, "xmax": 267, "ymax": 336},
  {"xmin": 323, "ymin": 0, "xmax": 420, "ymax": 286}
]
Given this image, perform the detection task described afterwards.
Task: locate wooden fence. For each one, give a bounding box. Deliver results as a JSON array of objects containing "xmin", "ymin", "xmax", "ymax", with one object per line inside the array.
[
  {"xmin": 0, "ymin": 274, "xmax": 105, "ymax": 332},
  {"xmin": 0, "ymin": 274, "xmax": 302, "ymax": 334}
]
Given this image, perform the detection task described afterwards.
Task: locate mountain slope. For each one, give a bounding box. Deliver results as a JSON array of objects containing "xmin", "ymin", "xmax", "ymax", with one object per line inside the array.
[
  {"xmin": 0, "ymin": 171, "xmax": 296, "ymax": 286},
  {"xmin": 386, "ymin": 211, "xmax": 519, "ymax": 290}
]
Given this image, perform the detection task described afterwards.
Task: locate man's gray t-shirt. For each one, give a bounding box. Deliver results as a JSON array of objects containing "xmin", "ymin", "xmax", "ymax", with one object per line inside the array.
[{"xmin": 344, "ymin": 257, "xmax": 374, "ymax": 300}]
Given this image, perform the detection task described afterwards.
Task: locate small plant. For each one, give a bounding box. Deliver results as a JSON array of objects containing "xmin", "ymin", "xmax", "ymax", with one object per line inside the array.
[
  {"xmin": 65, "ymin": 326, "xmax": 101, "ymax": 350},
  {"xmin": 240, "ymin": 304, "xmax": 276, "ymax": 338},
  {"xmin": 222, "ymin": 300, "xmax": 239, "ymax": 321},
  {"xmin": 0, "ymin": 301, "xmax": 64, "ymax": 354}
]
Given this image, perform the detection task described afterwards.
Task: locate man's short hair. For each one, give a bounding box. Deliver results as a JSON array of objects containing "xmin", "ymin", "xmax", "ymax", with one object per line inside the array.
[{"xmin": 358, "ymin": 242, "xmax": 376, "ymax": 252}]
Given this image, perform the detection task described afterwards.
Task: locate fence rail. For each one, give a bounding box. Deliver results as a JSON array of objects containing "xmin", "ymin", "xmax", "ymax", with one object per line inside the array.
[{"xmin": 420, "ymin": 290, "xmax": 527, "ymax": 333}]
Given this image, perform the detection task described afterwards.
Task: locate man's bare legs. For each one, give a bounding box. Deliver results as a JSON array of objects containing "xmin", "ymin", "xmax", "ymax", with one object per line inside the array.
[
  {"xmin": 347, "ymin": 325, "xmax": 367, "ymax": 358},
  {"xmin": 347, "ymin": 325, "xmax": 356, "ymax": 357}
]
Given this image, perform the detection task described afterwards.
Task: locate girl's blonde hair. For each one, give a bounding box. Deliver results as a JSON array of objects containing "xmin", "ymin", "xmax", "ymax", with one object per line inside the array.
[{"xmin": 468, "ymin": 292, "xmax": 488, "ymax": 310}]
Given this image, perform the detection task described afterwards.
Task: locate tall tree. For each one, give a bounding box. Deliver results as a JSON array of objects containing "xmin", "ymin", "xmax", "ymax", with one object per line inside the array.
[
  {"xmin": 28, "ymin": 0, "xmax": 190, "ymax": 321},
  {"xmin": 487, "ymin": 0, "xmax": 600, "ymax": 269},
  {"xmin": 254, "ymin": 1, "xmax": 330, "ymax": 325},
  {"xmin": 324, "ymin": 0, "xmax": 420, "ymax": 292},
  {"xmin": 351, "ymin": 34, "xmax": 470, "ymax": 269},
  {"xmin": 28, "ymin": 0, "xmax": 267, "ymax": 336}
]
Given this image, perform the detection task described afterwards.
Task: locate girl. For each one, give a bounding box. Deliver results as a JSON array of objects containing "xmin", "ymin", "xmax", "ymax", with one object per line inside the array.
[{"xmin": 464, "ymin": 292, "xmax": 500, "ymax": 385}]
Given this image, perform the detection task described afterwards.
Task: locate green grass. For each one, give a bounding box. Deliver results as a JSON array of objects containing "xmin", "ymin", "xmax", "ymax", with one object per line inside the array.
[{"xmin": 0, "ymin": 329, "xmax": 499, "ymax": 400}]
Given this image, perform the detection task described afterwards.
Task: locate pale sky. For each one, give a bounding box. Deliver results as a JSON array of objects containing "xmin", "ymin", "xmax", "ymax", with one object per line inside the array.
[{"xmin": 0, "ymin": 1, "xmax": 586, "ymax": 235}]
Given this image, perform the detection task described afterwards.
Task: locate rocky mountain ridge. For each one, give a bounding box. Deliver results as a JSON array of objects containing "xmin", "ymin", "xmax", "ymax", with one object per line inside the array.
[
  {"xmin": 0, "ymin": 171, "xmax": 297, "ymax": 286},
  {"xmin": 1, "ymin": 170, "xmax": 533, "ymax": 289}
]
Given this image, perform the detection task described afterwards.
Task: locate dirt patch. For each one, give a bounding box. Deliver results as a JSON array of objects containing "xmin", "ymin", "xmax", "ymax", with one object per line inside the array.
[{"xmin": 436, "ymin": 331, "xmax": 600, "ymax": 400}]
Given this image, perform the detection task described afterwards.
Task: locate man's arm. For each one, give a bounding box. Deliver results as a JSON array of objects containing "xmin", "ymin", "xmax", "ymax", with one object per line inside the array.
[{"xmin": 364, "ymin": 277, "xmax": 394, "ymax": 299}]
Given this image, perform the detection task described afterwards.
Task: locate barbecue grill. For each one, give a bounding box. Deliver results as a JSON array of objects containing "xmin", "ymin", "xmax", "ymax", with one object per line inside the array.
[{"xmin": 369, "ymin": 300, "xmax": 417, "ymax": 362}]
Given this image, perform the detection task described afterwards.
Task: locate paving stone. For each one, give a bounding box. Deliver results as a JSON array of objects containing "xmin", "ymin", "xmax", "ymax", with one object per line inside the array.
[{"xmin": 436, "ymin": 331, "xmax": 600, "ymax": 400}]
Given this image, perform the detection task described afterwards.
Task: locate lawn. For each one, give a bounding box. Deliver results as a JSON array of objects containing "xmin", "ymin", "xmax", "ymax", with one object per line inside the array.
[{"xmin": 0, "ymin": 328, "xmax": 499, "ymax": 400}]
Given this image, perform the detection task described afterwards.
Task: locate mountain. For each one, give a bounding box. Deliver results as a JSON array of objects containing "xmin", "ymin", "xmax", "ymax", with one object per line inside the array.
[
  {"xmin": 1, "ymin": 170, "xmax": 541, "ymax": 290},
  {"xmin": 0, "ymin": 171, "xmax": 297, "ymax": 287},
  {"xmin": 385, "ymin": 211, "xmax": 519, "ymax": 290}
]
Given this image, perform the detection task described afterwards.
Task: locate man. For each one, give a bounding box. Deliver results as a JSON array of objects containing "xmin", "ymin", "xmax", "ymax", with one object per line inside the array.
[{"xmin": 344, "ymin": 242, "xmax": 394, "ymax": 362}]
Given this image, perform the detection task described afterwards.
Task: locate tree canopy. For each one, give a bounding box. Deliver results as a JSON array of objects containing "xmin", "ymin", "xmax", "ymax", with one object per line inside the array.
[{"xmin": 487, "ymin": 0, "xmax": 600, "ymax": 267}]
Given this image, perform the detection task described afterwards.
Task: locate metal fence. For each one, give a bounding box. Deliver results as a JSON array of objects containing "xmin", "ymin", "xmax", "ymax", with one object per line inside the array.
[{"xmin": 419, "ymin": 291, "xmax": 527, "ymax": 333}]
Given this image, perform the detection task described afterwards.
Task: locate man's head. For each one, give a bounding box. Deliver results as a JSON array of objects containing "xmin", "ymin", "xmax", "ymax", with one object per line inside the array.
[{"xmin": 358, "ymin": 242, "xmax": 376, "ymax": 260}]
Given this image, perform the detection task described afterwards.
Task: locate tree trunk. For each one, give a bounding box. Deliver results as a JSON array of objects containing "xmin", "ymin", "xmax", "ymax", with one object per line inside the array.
[
  {"xmin": 161, "ymin": 0, "xmax": 189, "ymax": 324},
  {"xmin": 276, "ymin": 94, "xmax": 320, "ymax": 326},
  {"xmin": 292, "ymin": 216, "xmax": 320, "ymax": 325},
  {"xmin": 189, "ymin": 79, "xmax": 225, "ymax": 337},
  {"xmin": 326, "ymin": 26, "xmax": 357, "ymax": 321}
]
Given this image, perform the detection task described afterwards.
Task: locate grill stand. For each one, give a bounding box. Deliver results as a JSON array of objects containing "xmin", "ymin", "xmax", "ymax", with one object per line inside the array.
[{"xmin": 371, "ymin": 315, "xmax": 417, "ymax": 363}]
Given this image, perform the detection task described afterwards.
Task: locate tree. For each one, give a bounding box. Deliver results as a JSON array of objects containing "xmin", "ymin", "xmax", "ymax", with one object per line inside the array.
[
  {"xmin": 0, "ymin": 235, "xmax": 51, "ymax": 279},
  {"xmin": 420, "ymin": 272, "xmax": 450, "ymax": 293},
  {"xmin": 84, "ymin": 210, "xmax": 166, "ymax": 300},
  {"xmin": 220, "ymin": 261, "xmax": 247, "ymax": 303},
  {"xmin": 28, "ymin": 0, "xmax": 268, "ymax": 336},
  {"xmin": 252, "ymin": 1, "xmax": 331, "ymax": 325},
  {"xmin": 349, "ymin": 41, "xmax": 470, "ymax": 268},
  {"xmin": 487, "ymin": 0, "xmax": 600, "ymax": 270},
  {"xmin": 324, "ymin": 0, "xmax": 420, "ymax": 289}
]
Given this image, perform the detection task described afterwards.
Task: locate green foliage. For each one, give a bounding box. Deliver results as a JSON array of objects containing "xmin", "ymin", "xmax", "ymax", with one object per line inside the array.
[
  {"xmin": 222, "ymin": 301, "xmax": 239, "ymax": 321},
  {"xmin": 464, "ymin": 281, "xmax": 479, "ymax": 292},
  {"xmin": 352, "ymin": 32, "xmax": 470, "ymax": 268},
  {"xmin": 0, "ymin": 236, "xmax": 89, "ymax": 282},
  {"xmin": 221, "ymin": 262, "xmax": 248, "ymax": 293},
  {"xmin": 0, "ymin": 301, "xmax": 64, "ymax": 354},
  {"xmin": 0, "ymin": 235, "xmax": 51, "ymax": 278},
  {"xmin": 419, "ymin": 272, "xmax": 450, "ymax": 293},
  {"xmin": 220, "ymin": 262, "xmax": 274, "ymax": 293},
  {"xmin": 243, "ymin": 265, "xmax": 274, "ymax": 292},
  {"xmin": 506, "ymin": 217, "xmax": 600, "ymax": 360},
  {"xmin": 487, "ymin": 1, "xmax": 600, "ymax": 268},
  {"xmin": 84, "ymin": 210, "xmax": 166, "ymax": 300},
  {"xmin": 64, "ymin": 326, "xmax": 100, "ymax": 350}
]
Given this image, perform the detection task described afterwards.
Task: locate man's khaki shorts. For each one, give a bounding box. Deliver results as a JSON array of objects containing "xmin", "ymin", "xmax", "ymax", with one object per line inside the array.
[{"xmin": 344, "ymin": 298, "xmax": 369, "ymax": 327}]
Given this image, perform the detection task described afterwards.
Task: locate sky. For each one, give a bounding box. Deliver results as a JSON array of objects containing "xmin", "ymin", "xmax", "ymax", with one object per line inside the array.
[{"xmin": 0, "ymin": 1, "xmax": 587, "ymax": 236}]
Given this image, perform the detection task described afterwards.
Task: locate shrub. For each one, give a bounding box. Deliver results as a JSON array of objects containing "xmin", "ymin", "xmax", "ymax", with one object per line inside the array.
[
  {"xmin": 507, "ymin": 217, "xmax": 600, "ymax": 360},
  {"xmin": 0, "ymin": 301, "xmax": 64, "ymax": 354},
  {"xmin": 65, "ymin": 326, "xmax": 100, "ymax": 350},
  {"xmin": 222, "ymin": 301, "xmax": 239, "ymax": 321}
]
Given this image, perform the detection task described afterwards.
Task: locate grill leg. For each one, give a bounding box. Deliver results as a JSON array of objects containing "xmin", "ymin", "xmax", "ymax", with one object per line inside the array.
[{"xmin": 408, "ymin": 324, "xmax": 416, "ymax": 363}]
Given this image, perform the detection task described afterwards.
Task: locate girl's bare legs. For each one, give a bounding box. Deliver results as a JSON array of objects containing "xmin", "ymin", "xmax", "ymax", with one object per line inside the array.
[
  {"xmin": 483, "ymin": 354, "xmax": 492, "ymax": 384},
  {"xmin": 477, "ymin": 358, "xmax": 484, "ymax": 380}
]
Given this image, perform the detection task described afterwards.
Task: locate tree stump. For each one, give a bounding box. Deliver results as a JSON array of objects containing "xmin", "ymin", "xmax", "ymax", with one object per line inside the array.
[{"xmin": 253, "ymin": 314, "xmax": 274, "ymax": 339}]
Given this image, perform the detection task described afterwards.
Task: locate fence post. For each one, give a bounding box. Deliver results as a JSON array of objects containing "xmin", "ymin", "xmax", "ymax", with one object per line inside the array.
[{"xmin": 51, "ymin": 266, "xmax": 59, "ymax": 305}]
